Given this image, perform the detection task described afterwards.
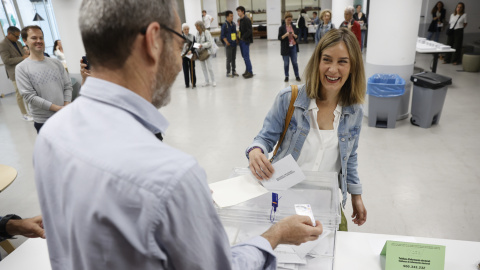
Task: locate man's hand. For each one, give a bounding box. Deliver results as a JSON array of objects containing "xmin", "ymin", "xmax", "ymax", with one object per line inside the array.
[
  {"xmin": 261, "ymin": 215, "xmax": 323, "ymax": 249},
  {"xmin": 351, "ymin": 194, "xmax": 367, "ymax": 226},
  {"xmin": 23, "ymin": 55, "xmax": 28, "ymax": 59},
  {"xmin": 49, "ymin": 104, "xmax": 64, "ymax": 112},
  {"xmin": 226, "ymin": 41, "xmax": 231, "ymax": 46},
  {"xmin": 6, "ymin": 216, "xmax": 45, "ymax": 239}
]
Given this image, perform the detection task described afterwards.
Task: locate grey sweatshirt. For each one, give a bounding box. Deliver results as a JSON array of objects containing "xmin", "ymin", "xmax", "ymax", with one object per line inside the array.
[{"xmin": 16, "ymin": 57, "xmax": 72, "ymax": 123}]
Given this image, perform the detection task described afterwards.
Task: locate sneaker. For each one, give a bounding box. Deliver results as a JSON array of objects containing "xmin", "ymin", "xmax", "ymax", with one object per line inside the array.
[
  {"xmin": 202, "ymin": 82, "xmax": 210, "ymax": 87},
  {"xmin": 284, "ymin": 77, "xmax": 289, "ymax": 82},
  {"xmin": 213, "ymin": 82, "xmax": 217, "ymax": 87},
  {"xmin": 232, "ymin": 72, "xmax": 239, "ymax": 77},
  {"xmin": 226, "ymin": 73, "xmax": 231, "ymax": 78},
  {"xmin": 242, "ymin": 71, "xmax": 247, "ymax": 76},
  {"xmin": 22, "ymin": 114, "xmax": 33, "ymax": 121},
  {"xmin": 243, "ymin": 72, "xmax": 253, "ymax": 79},
  {"xmin": 296, "ymin": 77, "xmax": 301, "ymax": 82}
]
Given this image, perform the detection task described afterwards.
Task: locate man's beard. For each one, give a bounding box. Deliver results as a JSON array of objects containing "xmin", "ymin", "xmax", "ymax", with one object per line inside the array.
[{"xmin": 151, "ymin": 44, "xmax": 179, "ymax": 109}]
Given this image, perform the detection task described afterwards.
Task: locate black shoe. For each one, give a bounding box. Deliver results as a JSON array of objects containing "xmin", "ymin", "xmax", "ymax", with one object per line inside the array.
[
  {"xmin": 232, "ymin": 72, "xmax": 239, "ymax": 77},
  {"xmin": 192, "ymin": 85, "xmax": 196, "ymax": 89},
  {"xmin": 186, "ymin": 85, "xmax": 190, "ymax": 88},
  {"xmin": 296, "ymin": 77, "xmax": 301, "ymax": 82},
  {"xmin": 242, "ymin": 71, "xmax": 248, "ymax": 76},
  {"xmin": 284, "ymin": 77, "xmax": 289, "ymax": 82},
  {"xmin": 244, "ymin": 72, "xmax": 253, "ymax": 79}
]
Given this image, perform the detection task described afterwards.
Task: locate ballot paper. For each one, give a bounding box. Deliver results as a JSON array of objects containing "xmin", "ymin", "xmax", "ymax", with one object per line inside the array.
[
  {"xmin": 185, "ymin": 53, "xmax": 193, "ymax": 59},
  {"xmin": 260, "ymin": 154, "xmax": 306, "ymax": 191},
  {"xmin": 291, "ymin": 230, "xmax": 331, "ymax": 259},
  {"xmin": 274, "ymin": 245, "xmax": 307, "ymax": 265},
  {"xmin": 193, "ymin": 43, "xmax": 201, "ymax": 49},
  {"xmin": 209, "ymin": 174, "xmax": 268, "ymax": 208}
]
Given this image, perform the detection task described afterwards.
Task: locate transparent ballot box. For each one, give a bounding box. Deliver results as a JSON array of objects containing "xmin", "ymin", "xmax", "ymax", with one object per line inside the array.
[{"xmin": 216, "ymin": 168, "xmax": 341, "ymax": 270}]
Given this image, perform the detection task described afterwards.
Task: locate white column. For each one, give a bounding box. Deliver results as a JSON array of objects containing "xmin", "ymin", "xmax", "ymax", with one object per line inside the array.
[
  {"xmin": 320, "ymin": 0, "xmax": 332, "ymax": 10},
  {"xmin": 51, "ymin": 0, "xmax": 84, "ymax": 76},
  {"xmin": 365, "ymin": 0, "xmax": 422, "ymax": 119},
  {"xmin": 332, "ymin": 0, "xmax": 351, "ymax": 27},
  {"xmin": 226, "ymin": 0, "xmax": 239, "ymax": 23},
  {"xmin": 184, "ymin": 1, "xmax": 203, "ymax": 36},
  {"xmin": 266, "ymin": 0, "xmax": 281, "ymax": 40},
  {"xmin": 203, "ymin": 0, "xmax": 219, "ymax": 29}
]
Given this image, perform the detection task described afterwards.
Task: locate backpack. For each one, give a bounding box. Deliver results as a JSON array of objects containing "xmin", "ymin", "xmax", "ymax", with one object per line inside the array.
[{"xmin": 298, "ymin": 16, "xmax": 306, "ymax": 28}]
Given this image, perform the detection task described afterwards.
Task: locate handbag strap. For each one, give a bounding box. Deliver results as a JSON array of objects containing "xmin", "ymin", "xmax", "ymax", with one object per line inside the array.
[
  {"xmin": 451, "ymin": 14, "xmax": 462, "ymax": 29},
  {"xmin": 270, "ymin": 85, "xmax": 299, "ymax": 163}
]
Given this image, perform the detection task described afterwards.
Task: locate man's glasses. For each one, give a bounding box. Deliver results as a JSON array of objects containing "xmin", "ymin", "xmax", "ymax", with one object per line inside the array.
[
  {"xmin": 140, "ymin": 24, "xmax": 186, "ymax": 42},
  {"xmin": 12, "ymin": 33, "xmax": 20, "ymax": 38}
]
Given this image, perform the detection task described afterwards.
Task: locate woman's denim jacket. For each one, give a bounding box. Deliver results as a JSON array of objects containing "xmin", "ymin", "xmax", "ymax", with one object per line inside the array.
[{"xmin": 246, "ymin": 84, "xmax": 363, "ymax": 207}]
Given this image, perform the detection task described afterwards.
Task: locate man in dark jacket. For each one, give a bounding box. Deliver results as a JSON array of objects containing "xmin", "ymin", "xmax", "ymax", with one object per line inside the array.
[
  {"xmin": 221, "ymin": 10, "xmax": 239, "ymax": 78},
  {"xmin": 236, "ymin": 6, "xmax": 253, "ymax": 79}
]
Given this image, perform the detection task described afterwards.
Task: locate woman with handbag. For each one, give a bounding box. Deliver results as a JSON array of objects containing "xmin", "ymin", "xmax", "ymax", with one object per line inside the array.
[
  {"xmin": 426, "ymin": 1, "xmax": 446, "ymax": 42},
  {"xmin": 353, "ymin": 5, "xmax": 368, "ymax": 51},
  {"xmin": 195, "ymin": 21, "xmax": 216, "ymax": 87},
  {"xmin": 181, "ymin": 24, "xmax": 196, "ymax": 89},
  {"xmin": 246, "ymin": 29, "xmax": 367, "ymax": 231},
  {"xmin": 279, "ymin": 12, "xmax": 301, "ymax": 83},
  {"xmin": 444, "ymin": 2, "xmax": 467, "ymax": 65},
  {"xmin": 315, "ymin": 9, "xmax": 335, "ymax": 46}
]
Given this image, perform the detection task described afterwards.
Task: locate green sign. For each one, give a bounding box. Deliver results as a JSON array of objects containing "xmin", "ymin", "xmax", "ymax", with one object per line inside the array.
[{"xmin": 381, "ymin": 241, "xmax": 445, "ymax": 270}]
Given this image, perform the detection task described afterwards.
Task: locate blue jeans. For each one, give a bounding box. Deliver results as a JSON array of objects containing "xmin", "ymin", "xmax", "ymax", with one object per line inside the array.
[
  {"xmin": 239, "ymin": 40, "xmax": 252, "ymax": 73},
  {"xmin": 300, "ymin": 28, "xmax": 308, "ymax": 42},
  {"xmin": 426, "ymin": 25, "xmax": 441, "ymax": 42},
  {"xmin": 282, "ymin": 45, "xmax": 299, "ymax": 77}
]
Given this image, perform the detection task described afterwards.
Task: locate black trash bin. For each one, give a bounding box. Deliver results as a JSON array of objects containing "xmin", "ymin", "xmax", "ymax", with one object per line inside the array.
[{"xmin": 410, "ymin": 72, "xmax": 452, "ymax": 128}]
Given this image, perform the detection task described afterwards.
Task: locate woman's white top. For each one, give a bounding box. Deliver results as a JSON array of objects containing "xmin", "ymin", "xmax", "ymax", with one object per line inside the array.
[
  {"xmin": 297, "ymin": 99, "xmax": 342, "ymax": 173},
  {"xmin": 449, "ymin": 13, "xmax": 467, "ymax": 29},
  {"xmin": 54, "ymin": 49, "xmax": 67, "ymax": 68}
]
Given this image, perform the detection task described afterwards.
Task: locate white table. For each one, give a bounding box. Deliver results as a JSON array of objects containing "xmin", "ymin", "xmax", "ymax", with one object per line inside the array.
[
  {"xmin": 416, "ymin": 45, "xmax": 455, "ymax": 73},
  {"xmin": 0, "ymin": 238, "xmax": 50, "ymax": 269},
  {"xmin": 2, "ymin": 232, "xmax": 479, "ymax": 269},
  {"xmin": 334, "ymin": 231, "xmax": 480, "ymax": 270}
]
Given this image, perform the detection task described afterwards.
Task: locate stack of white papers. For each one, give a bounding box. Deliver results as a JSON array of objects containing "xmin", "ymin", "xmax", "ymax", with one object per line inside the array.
[{"xmin": 209, "ymin": 174, "xmax": 268, "ymax": 208}]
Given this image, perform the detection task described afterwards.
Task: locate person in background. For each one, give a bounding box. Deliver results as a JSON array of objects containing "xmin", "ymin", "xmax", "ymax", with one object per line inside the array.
[
  {"xmin": 247, "ymin": 28, "xmax": 367, "ymax": 232},
  {"xmin": 237, "ymin": 6, "xmax": 254, "ymax": 79},
  {"xmin": 16, "ymin": 25, "xmax": 72, "ymax": 133},
  {"xmin": 195, "ymin": 20, "xmax": 216, "ymax": 87},
  {"xmin": 443, "ymin": 2, "xmax": 467, "ymax": 65},
  {"xmin": 181, "ymin": 23, "xmax": 196, "ymax": 88},
  {"xmin": 315, "ymin": 9, "xmax": 335, "ymax": 45},
  {"xmin": 353, "ymin": 5, "xmax": 368, "ymax": 51},
  {"xmin": 23, "ymin": 45, "xmax": 30, "ymax": 56},
  {"xmin": 202, "ymin": 10, "xmax": 214, "ymax": 31},
  {"xmin": 34, "ymin": 0, "xmax": 323, "ymax": 269},
  {"xmin": 312, "ymin": 11, "xmax": 320, "ymax": 25},
  {"xmin": 221, "ymin": 10, "xmax": 239, "ymax": 78},
  {"xmin": 340, "ymin": 6, "xmax": 361, "ymax": 48},
  {"xmin": 297, "ymin": 9, "xmax": 310, "ymax": 43},
  {"xmin": 278, "ymin": 12, "xmax": 300, "ymax": 83},
  {"xmin": 0, "ymin": 26, "xmax": 32, "ymax": 121},
  {"xmin": 53, "ymin": 39, "xmax": 68, "ymax": 70},
  {"xmin": 426, "ymin": 1, "xmax": 445, "ymax": 42}
]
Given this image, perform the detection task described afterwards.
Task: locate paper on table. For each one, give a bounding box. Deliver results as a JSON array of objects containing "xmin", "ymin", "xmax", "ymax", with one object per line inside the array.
[
  {"xmin": 278, "ymin": 263, "xmax": 298, "ymax": 270},
  {"xmin": 209, "ymin": 174, "xmax": 268, "ymax": 208},
  {"xmin": 274, "ymin": 245, "xmax": 307, "ymax": 265},
  {"xmin": 261, "ymin": 154, "xmax": 306, "ymax": 191},
  {"xmin": 193, "ymin": 43, "xmax": 201, "ymax": 49}
]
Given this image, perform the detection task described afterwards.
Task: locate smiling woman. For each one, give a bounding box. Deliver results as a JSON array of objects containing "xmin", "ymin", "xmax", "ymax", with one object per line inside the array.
[{"xmin": 246, "ymin": 28, "xmax": 367, "ymax": 231}]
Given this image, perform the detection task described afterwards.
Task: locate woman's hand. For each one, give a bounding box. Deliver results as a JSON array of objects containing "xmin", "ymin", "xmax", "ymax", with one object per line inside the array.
[
  {"xmin": 198, "ymin": 44, "xmax": 203, "ymax": 48},
  {"xmin": 249, "ymin": 148, "xmax": 274, "ymax": 180},
  {"xmin": 351, "ymin": 194, "xmax": 367, "ymax": 226},
  {"xmin": 80, "ymin": 59, "xmax": 91, "ymax": 85}
]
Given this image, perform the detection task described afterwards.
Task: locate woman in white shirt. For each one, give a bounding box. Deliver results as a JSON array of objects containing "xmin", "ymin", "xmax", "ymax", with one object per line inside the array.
[
  {"xmin": 53, "ymin": 40, "xmax": 68, "ymax": 70},
  {"xmin": 443, "ymin": 2, "xmax": 467, "ymax": 65},
  {"xmin": 195, "ymin": 21, "xmax": 216, "ymax": 87}
]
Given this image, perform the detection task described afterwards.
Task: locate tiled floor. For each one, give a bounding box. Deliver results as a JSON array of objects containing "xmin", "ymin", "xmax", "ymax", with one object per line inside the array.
[{"xmin": 1, "ymin": 39, "xmax": 479, "ymax": 258}]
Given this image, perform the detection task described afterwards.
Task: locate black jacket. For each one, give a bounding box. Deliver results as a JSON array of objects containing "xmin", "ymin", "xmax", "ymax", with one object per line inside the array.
[
  {"xmin": 239, "ymin": 17, "xmax": 253, "ymax": 43},
  {"xmin": 428, "ymin": 8, "xmax": 446, "ymax": 31},
  {"xmin": 278, "ymin": 24, "xmax": 299, "ymax": 56}
]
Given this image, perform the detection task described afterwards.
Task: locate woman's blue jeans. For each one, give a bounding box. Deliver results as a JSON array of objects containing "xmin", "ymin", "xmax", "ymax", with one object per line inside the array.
[{"xmin": 283, "ymin": 45, "xmax": 299, "ymax": 77}]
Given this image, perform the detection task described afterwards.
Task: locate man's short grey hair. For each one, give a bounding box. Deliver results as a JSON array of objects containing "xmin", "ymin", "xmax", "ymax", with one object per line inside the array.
[
  {"xmin": 7, "ymin": 26, "xmax": 20, "ymax": 33},
  {"xmin": 79, "ymin": 0, "xmax": 177, "ymax": 69},
  {"xmin": 182, "ymin": 23, "xmax": 189, "ymax": 30},
  {"xmin": 345, "ymin": 6, "xmax": 355, "ymax": 15},
  {"xmin": 194, "ymin": 21, "xmax": 205, "ymax": 32}
]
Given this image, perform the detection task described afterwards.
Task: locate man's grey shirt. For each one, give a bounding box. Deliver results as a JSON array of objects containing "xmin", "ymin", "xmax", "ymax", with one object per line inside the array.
[
  {"xmin": 16, "ymin": 57, "xmax": 72, "ymax": 123},
  {"xmin": 34, "ymin": 77, "xmax": 276, "ymax": 270}
]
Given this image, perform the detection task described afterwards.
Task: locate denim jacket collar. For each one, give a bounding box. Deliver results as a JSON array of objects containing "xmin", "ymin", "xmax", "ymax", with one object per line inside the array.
[{"xmin": 294, "ymin": 84, "xmax": 359, "ymax": 116}]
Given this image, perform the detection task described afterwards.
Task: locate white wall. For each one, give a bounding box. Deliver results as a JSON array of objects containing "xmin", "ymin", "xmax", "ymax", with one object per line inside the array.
[{"xmin": 51, "ymin": 0, "xmax": 83, "ymax": 75}]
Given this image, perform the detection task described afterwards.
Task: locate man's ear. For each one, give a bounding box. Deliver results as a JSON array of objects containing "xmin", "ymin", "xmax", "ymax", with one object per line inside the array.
[{"xmin": 144, "ymin": 22, "xmax": 163, "ymax": 64}]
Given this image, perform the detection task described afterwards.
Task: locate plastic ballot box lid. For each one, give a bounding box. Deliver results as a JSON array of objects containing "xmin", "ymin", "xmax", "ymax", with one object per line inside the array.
[
  {"xmin": 410, "ymin": 71, "xmax": 452, "ymax": 90},
  {"xmin": 216, "ymin": 169, "xmax": 341, "ymax": 266}
]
